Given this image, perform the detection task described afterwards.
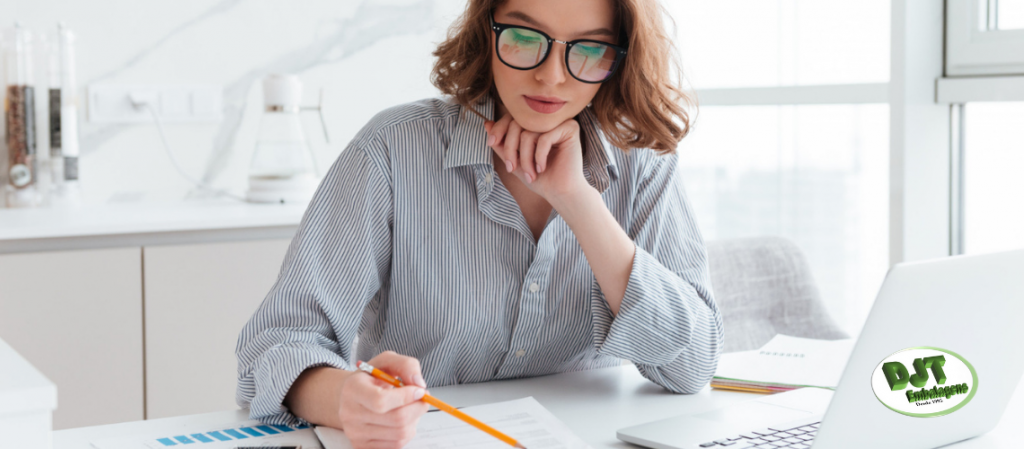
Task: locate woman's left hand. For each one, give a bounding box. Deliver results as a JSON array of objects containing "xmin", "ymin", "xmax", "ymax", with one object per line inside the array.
[{"xmin": 484, "ymin": 114, "xmax": 592, "ymax": 204}]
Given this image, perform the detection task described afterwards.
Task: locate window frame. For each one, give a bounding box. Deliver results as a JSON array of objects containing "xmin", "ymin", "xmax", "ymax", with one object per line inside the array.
[{"xmin": 946, "ymin": 0, "xmax": 1024, "ymax": 76}]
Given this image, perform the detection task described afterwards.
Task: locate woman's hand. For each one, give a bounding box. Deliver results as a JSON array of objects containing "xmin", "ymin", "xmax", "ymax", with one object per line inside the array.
[
  {"xmin": 484, "ymin": 113, "xmax": 592, "ymax": 204},
  {"xmin": 337, "ymin": 351, "xmax": 430, "ymax": 449}
]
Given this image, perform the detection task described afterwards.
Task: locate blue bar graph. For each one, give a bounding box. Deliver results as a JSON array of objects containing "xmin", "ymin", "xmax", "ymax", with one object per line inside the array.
[
  {"xmin": 255, "ymin": 425, "xmax": 280, "ymax": 435},
  {"xmin": 190, "ymin": 434, "xmax": 214, "ymax": 443},
  {"xmin": 222, "ymin": 429, "xmax": 248, "ymax": 439},
  {"xmin": 239, "ymin": 427, "xmax": 264, "ymax": 437},
  {"xmin": 206, "ymin": 431, "xmax": 231, "ymax": 442},
  {"xmin": 153, "ymin": 423, "xmax": 306, "ymax": 446}
]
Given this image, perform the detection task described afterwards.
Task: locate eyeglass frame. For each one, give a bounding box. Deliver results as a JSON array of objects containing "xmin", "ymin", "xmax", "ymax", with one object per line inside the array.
[{"xmin": 489, "ymin": 12, "xmax": 628, "ymax": 84}]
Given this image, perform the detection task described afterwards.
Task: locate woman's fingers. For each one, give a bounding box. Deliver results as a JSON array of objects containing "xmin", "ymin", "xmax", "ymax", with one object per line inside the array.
[
  {"xmin": 504, "ymin": 121, "xmax": 523, "ymax": 172},
  {"xmin": 349, "ymin": 422, "xmax": 417, "ymax": 449},
  {"xmin": 535, "ymin": 121, "xmax": 576, "ymax": 174},
  {"xmin": 488, "ymin": 114, "xmax": 513, "ymax": 148},
  {"xmin": 487, "ymin": 114, "xmax": 515, "ymax": 169},
  {"xmin": 335, "ymin": 352, "xmax": 435, "ymax": 449},
  {"xmin": 534, "ymin": 133, "xmax": 554, "ymax": 175},
  {"xmin": 362, "ymin": 395, "xmax": 430, "ymax": 427},
  {"xmin": 347, "ymin": 372, "xmax": 425, "ymax": 416},
  {"xmin": 368, "ymin": 351, "xmax": 426, "ymax": 388},
  {"xmin": 519, "ymin": 132, "xmax": 538, "ymax": 182},
  {"xmin": 485, "ymin": 121, "xmax": 507, "ymax": 172}
]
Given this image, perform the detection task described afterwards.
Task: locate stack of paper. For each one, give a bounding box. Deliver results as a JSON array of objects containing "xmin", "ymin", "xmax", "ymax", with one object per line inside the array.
[
  {"xmin": 316, "ymin": 397, "xmax": 590, "ymax": 449},
  {"xmin": 712, "ymin": 334, "xmax": 855, "ymax": 393}
]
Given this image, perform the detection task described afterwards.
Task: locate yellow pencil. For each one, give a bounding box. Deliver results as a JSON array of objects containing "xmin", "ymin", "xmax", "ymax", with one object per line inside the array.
[
  {"xmin": 710, "ymin": 383, "xmax": 780, "ymax": 394},
  {"xmin": 356, "ymin": 360, "xmax": 527, "ymax": 449}
]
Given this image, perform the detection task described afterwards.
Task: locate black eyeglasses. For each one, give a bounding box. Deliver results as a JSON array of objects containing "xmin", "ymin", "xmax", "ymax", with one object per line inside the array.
[{"xmin": 490, "ymin": 13, "xmax": 627, "ymax": 84}]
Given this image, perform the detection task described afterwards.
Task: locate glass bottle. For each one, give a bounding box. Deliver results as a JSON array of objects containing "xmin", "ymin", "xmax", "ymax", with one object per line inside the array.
[
  {"xmin": 46, "ymin": 23, "xmax": 81, "ymax": 207},
  {"xmin": 2, "ymin": 24, "xmax": 39, "ymax": 208}
]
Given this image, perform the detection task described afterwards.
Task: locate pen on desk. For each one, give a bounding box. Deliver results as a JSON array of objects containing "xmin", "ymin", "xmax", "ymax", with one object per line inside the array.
[{"xmin": 356, "ymin": 360, "xmax": 527, "ymax": 449}]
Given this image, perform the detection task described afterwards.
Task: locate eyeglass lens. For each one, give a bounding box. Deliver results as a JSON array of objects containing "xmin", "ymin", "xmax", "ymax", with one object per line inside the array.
[{"xmin": 497, "ymin": 27, "xmax": 618, "ymax": 82}]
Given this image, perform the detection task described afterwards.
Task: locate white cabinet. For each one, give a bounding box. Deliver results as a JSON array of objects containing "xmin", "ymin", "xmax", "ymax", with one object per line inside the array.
[
  {"xmin": 142, "ymin": 239, "xmax": 292, "ymax": 419},
  {"xmin": 0, "ymin": 248, "xmax": 144, "ymax": 430}
]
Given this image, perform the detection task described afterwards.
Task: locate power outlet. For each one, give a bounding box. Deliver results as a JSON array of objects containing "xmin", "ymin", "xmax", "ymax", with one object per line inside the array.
[{"xmin": 88, "ymin": 84, "xmax": 222, "ymax": 123}]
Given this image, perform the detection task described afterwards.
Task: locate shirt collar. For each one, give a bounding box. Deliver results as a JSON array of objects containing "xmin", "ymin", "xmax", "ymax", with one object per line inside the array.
[{"xmin": 443, "ymin": 94, "xmax": 619, "ymax": 192}]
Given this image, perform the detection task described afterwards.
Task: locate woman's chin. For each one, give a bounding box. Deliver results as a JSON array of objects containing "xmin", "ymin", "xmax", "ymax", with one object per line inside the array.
[{"xmin": 508, "ymin": 111, "xmax": 564, "ymax": 134}]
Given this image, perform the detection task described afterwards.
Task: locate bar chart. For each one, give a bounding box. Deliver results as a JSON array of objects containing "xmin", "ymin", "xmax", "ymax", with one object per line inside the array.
[
  {"xmin": 153, "ymin": 424, "xmax": 309, "ymax": 446},
  {"xmin": 91, "ymin": 421, "xmax": 323, "ymax": 449}
]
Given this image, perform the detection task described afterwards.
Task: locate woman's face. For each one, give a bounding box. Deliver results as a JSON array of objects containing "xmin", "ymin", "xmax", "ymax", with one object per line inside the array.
[{"xmin": 491, "ymin": 0, "xmax": 618, "ymax": 132}]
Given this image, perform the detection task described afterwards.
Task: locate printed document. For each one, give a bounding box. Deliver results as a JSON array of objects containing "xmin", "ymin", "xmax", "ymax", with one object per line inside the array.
[{"xmin": 315, "ymin": 397, "xmax": 590, "ymax": 449}]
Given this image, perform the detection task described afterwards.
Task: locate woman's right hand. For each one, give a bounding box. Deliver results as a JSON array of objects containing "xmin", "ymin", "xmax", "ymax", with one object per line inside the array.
[{"xmin": 337, "ymin": 351, "xmax": 431, "ymax": 449}]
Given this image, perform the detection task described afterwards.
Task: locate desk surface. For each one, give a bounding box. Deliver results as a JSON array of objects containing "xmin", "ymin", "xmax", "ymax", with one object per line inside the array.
[{"xmin": 55, "ymin": 365, "xmax": 1024, "ymax": 449}]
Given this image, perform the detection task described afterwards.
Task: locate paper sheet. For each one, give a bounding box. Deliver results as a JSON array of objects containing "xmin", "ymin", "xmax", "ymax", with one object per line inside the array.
[
  {"xmin": 713, "ymin": 334, "xmax": 856, "ymax": 389},
  {"xmin": 315, "ymin": 397, "xmax": 590, "ymax": 449},
  {"xmin": 90, "ymin": 420, "xmax": 323, "ymax": 449}
]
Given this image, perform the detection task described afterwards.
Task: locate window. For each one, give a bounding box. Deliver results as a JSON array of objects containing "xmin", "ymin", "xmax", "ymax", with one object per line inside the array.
[
  {"xmin": 963, "ymin": 102, "xmax": 1024, "ymax": 254},
  {"xmin": 667, "ymin": 0, "xmax": 890, "ymax": 88},
  {"xmin": 679, "ymin": 105, "xmax": 889, "ymax": 330},
  {"xmin": 996, "ymin": 0, "xmax": 1024, "ymax": 29},
  {"xmin": 665, "ymin": 1, "xmax": 891, "ymax": 334},
  {"xmin": 946, "ymin": 0, "xmax": 1024, "ymax": 75},
  {"xmin": 942, "ymin": 2, "xmax": 1024, "ymax": 256}
]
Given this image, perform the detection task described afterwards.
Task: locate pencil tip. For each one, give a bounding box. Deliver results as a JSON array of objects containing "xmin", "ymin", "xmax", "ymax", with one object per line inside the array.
[{"xmin": 515, "ymin": 444, "xmax": 527, "ymax": 449}]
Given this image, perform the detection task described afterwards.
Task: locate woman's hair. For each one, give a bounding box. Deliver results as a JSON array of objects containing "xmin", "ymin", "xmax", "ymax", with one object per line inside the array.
[{"xmin": 431, "ymin": 0, "xmax": 694, "ymax": 154}]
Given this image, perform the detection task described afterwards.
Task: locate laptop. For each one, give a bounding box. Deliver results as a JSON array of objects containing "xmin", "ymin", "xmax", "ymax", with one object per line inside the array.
[{"xmin": 617, "ymin": 249, "xmax": 1024, "ymax": 449}]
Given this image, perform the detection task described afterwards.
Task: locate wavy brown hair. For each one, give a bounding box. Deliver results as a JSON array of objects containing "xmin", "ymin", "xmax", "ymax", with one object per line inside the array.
[{"xmin": 431, "ymin": 0, "xmax": 694, "ymax": 154}]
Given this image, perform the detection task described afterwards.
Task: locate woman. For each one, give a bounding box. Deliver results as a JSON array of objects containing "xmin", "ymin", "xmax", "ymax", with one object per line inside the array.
[{"xmin": 236, "ymin": 0, "xmax": 723, "ymax": 447}]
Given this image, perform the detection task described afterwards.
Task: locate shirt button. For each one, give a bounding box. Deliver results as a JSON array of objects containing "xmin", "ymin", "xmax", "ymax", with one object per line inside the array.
[
  {"xmin": 529, "ymin": 282, "xmax": 540, "ymax": 293},
  {"xmin": 485, "ymin": 172, "xmax": 493, "ymax": 183},
  {"xmin": 515, "ymin": 349, "xmax": 526, "ymax": 357}
]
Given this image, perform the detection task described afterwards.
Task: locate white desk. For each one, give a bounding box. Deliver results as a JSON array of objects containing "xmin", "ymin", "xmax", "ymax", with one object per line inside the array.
[{"xmin": 54, "ymin": 365, "xmax": 1024, "ymax": 449}]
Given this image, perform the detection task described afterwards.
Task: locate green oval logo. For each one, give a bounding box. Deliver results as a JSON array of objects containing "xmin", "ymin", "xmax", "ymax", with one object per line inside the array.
[{"xmin": 871, "ymin": 347, "xmax": 977, "ymax": 418}]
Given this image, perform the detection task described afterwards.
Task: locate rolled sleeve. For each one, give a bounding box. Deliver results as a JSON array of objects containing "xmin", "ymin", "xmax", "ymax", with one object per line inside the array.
[
  {"xmin": 243, "ymin": 342, "xmax": 350, "ymax": 426},
  {"xmin": 592, "ymin": 151, "xmax": 724, "ymax": 393},
  {"xmin": 235, "ymin": 131, "xmax": 393, "ymax": 424}
]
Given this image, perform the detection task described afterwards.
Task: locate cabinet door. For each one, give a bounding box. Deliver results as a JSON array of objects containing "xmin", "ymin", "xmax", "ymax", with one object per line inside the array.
[
  {"xmin": 143, "ymin": 238, "xmax": 291, "ymax": 419},
  {"xmin": 0, "ymin": 247, "xmax": 144, "ymax": 429}
]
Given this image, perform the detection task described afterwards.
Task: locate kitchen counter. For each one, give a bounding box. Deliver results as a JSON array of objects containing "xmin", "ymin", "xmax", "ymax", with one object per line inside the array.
[
  {"xmin": 0, "ymin": 199, "xmax": 306, "ymax": 427},
  {"xmin": 0, "ymin": 199, "xmax": 307, "ymax": 254}
]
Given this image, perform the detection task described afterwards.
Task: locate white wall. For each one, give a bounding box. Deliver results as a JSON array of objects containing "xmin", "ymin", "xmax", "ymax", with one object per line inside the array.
[{"xmin": 1, "ymin": 0, "xmax": 465, "ymax": 204}]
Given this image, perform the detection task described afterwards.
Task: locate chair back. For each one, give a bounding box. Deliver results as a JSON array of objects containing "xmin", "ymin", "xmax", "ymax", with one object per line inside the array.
[{"xmin": 706, "ymin": 237, "xmax": 848, "ymax": 353}]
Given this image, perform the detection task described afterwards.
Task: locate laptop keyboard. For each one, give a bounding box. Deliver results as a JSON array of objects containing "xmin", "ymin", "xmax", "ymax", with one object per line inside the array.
[{"xmin": 698, "ymin": 420, "xmax": 821, "ymax": 448}]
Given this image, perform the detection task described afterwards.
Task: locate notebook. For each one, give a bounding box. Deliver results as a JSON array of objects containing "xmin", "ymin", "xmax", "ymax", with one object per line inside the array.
[{"xmin": 711, "ymin": 335, "xmax": 855, "ymax": 393}]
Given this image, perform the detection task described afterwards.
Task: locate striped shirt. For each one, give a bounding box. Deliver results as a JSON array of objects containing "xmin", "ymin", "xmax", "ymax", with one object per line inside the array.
[{"xmin": 235, "ymin": 94, "xmax": 724, "ymax": 424}]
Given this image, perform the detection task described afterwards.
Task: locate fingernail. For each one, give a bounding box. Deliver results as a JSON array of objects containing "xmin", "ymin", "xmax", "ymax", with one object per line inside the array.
[
  {"xmin": 505, "ymin": 160, "xmax": 513, "ymax": 173},
  {"xmin": 414, "ymin": 374, "xmax": 426, "ymax": 388},
  {"xmin": 414, "ymin": 388, "xmax": 426, "ymax": 400},
  {"xmin": 526, "ymin": 173, "xmax": 534, "ymax": 183},
  {"xmin": 487, "ymin": 135, "xmax": 495, "ymax": 146},
  {"xmin": 538, "ymin": 164, "xmax": 544, "ymax": 174}
]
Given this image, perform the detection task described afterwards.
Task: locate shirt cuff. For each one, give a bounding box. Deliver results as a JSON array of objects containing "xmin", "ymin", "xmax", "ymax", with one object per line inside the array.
[
  {"xmin": 243, "ymin": 342, "xmax": 350, "ymax": 425},
  {"xmin": 592, "ymin": 245, "xmax": 703, "ymax": 366}
]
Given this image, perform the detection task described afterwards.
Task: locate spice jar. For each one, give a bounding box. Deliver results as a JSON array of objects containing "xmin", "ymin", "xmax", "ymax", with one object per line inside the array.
[
  {"xmin": 46, "ymin": 23, "xmax": 80, "ymax": 207},
  {"xmin": 2, "ymin": 24, "xmax": 39, "ymax": 207}
]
